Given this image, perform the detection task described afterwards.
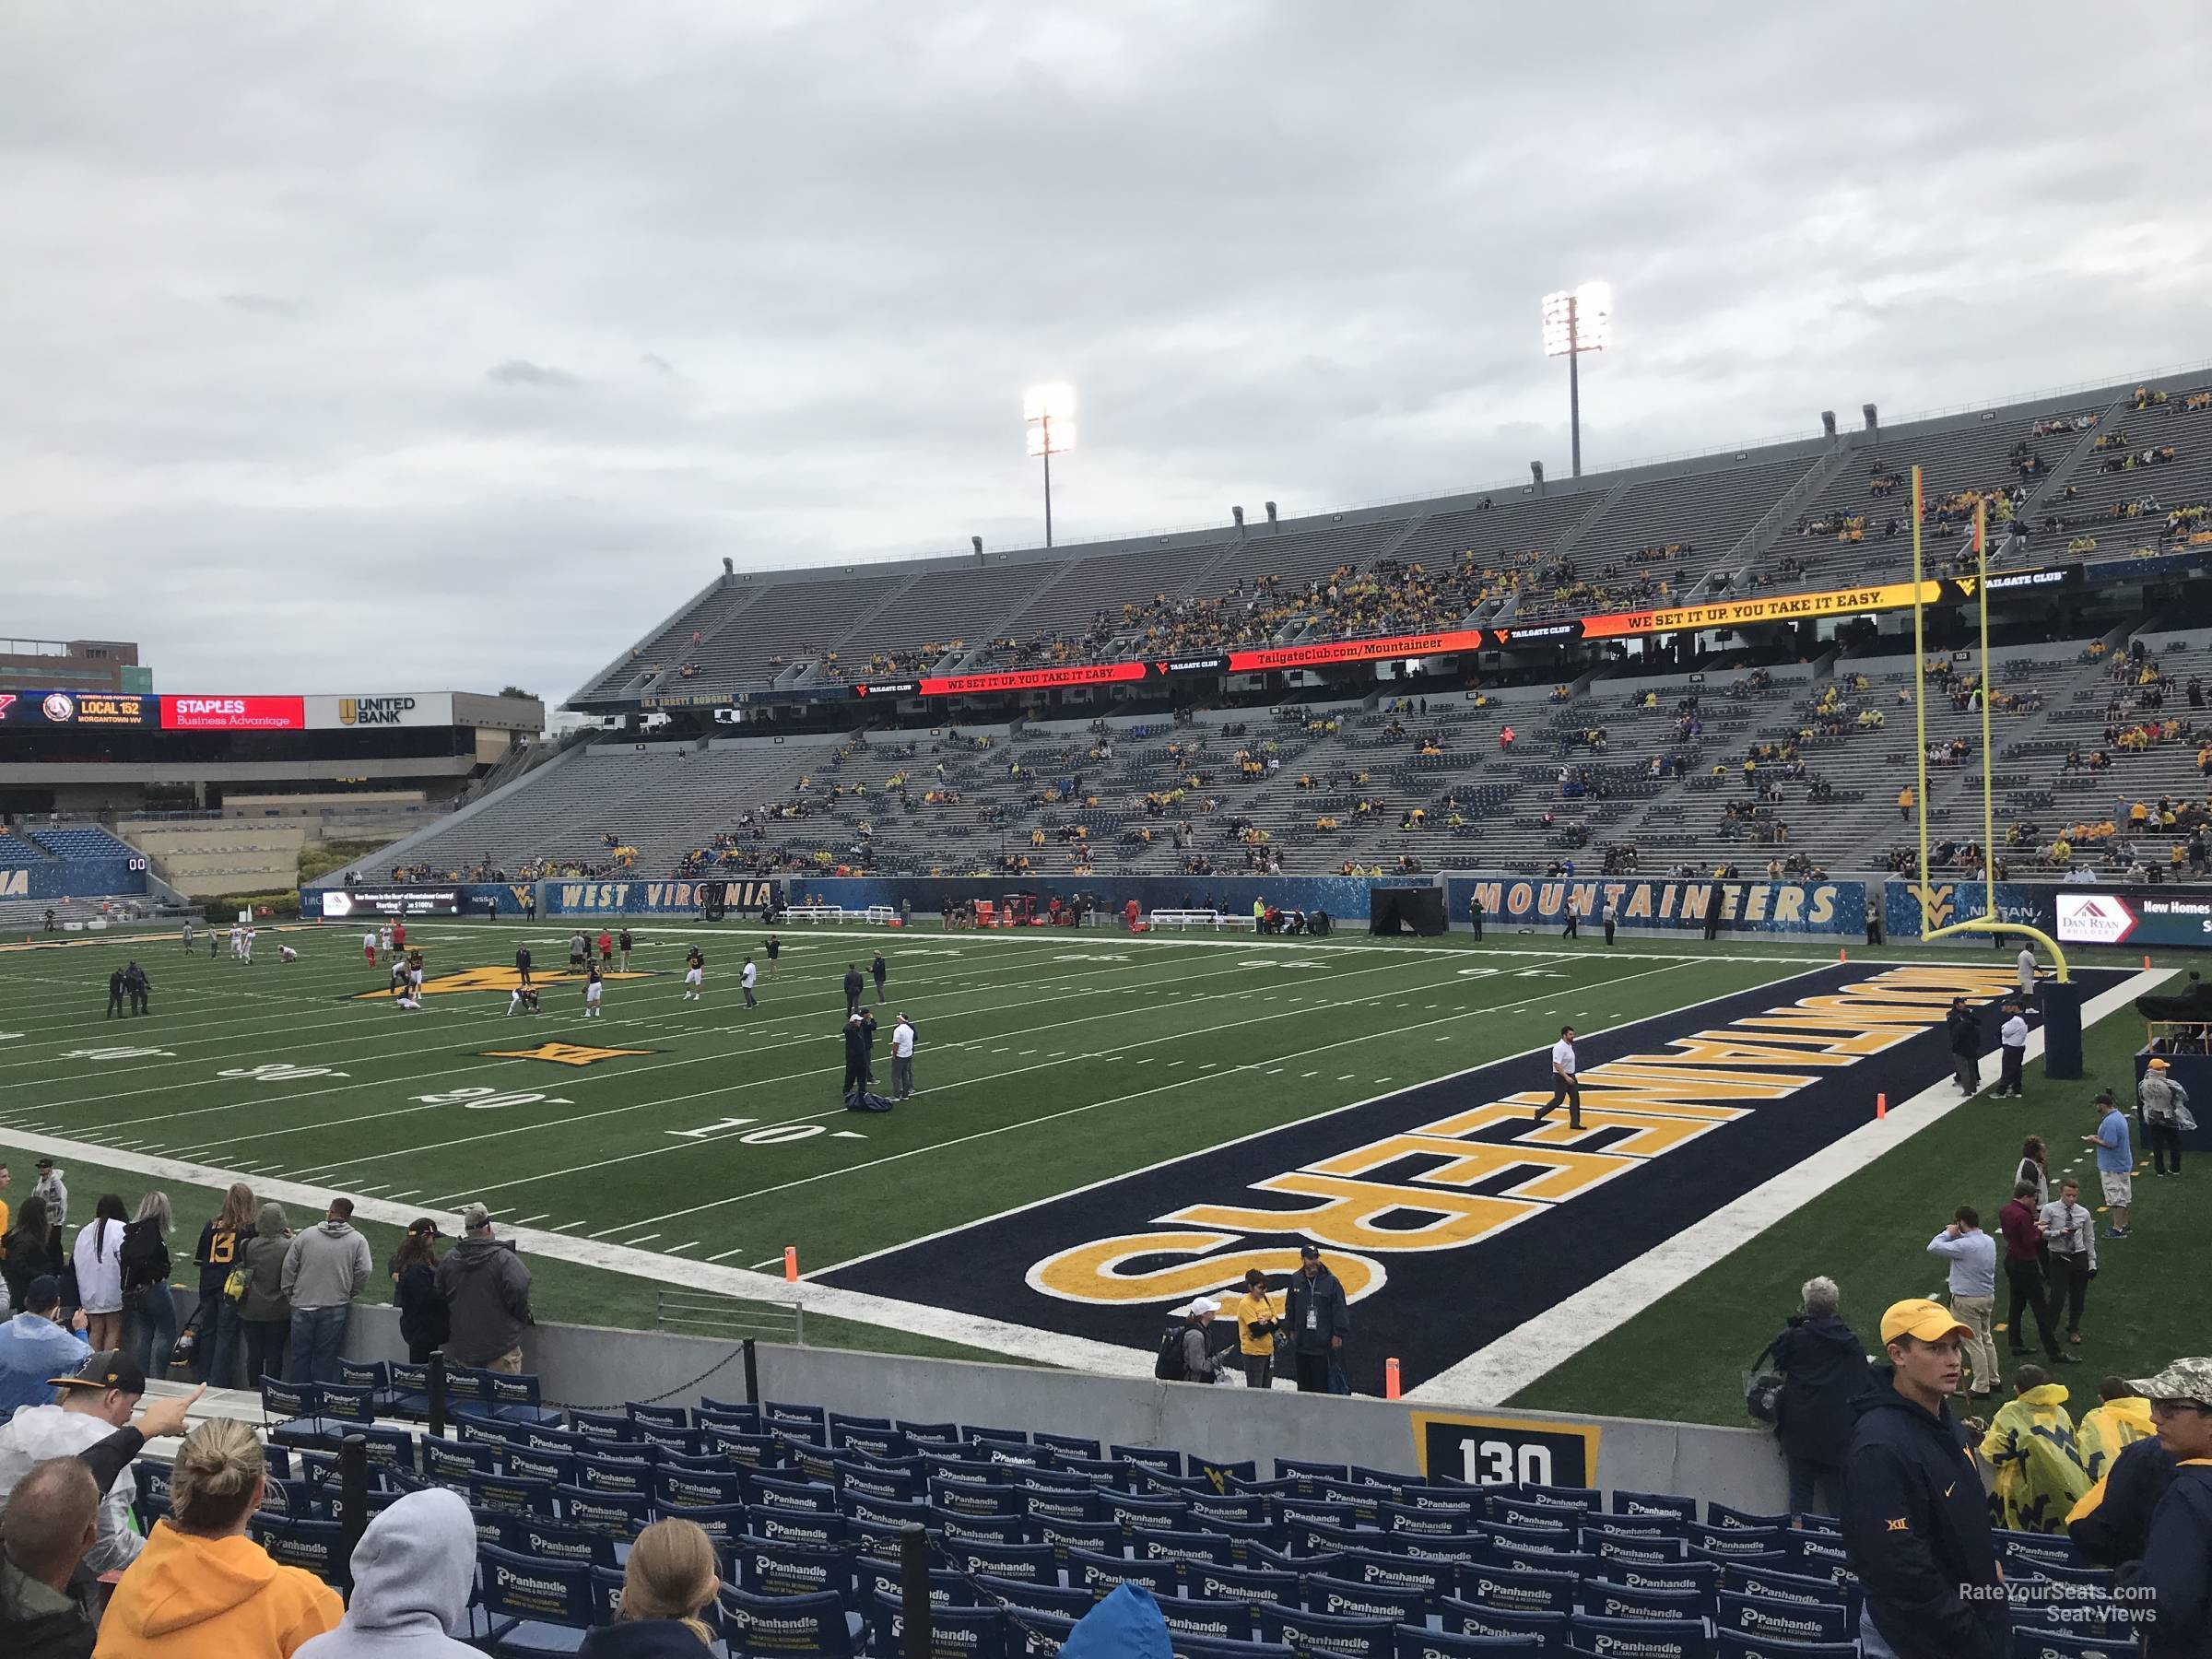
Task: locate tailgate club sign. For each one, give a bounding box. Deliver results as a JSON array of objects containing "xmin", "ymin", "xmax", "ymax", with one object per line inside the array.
[{"xmin": 825, "ymin": 963, "xmax": 2121, "ymax": 1391}]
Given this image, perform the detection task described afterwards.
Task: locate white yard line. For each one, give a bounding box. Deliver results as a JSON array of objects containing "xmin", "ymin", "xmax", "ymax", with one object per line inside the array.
[{"xmin": 1406, "ymin": 967, "xmax": 2164, "ymax": 1407}]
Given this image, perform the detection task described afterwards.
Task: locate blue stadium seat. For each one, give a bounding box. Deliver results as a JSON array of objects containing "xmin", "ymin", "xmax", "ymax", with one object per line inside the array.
[
  {"xmin": 555, "ymin": 1485, "xmax": 650, "ymax": 1537},
  {"xmin": 1394, "ymin": 1630, "xmax": 1542, "ymax": 1659},
  {"xmin": 1305, "ymin": 1572, "xmax": 1428, "ymax": 1626},
  {"xmin": 1159, "ymin": 1596, "xmax": 1258, "ymax": 1645},
  {"xmin": 2007, "ymin": 1626, "xmax": 2130, "ymax": 1659},
  {"xmin": 631, "ymin": 1421, "xmax": 707, "ymax": 1457},
  {"xmin": 1588, "ymin": 1563, "xmax": 1720, "ymax": 1621},
  {"xmin": 754, "ymin": 1473, "xmax": 841, "ymax": 1513},
  {"xmin": 945, "ymin": 1511, "xmax": 1036, "ymax": 1549},
  {"xmin": 946, "ymin": 1540, "xmax": 1059, "ymax": 1584},
  {"xmin": 722, "ymin": 1586, "xmax": 856, "ymax": 1659},
  {"xmin": 1003, "ymin": 1608, "xmax": 1080, "ymax": 1659},
  {"xmin": 504, "ymin": 1446, "xmax": 580, "ymax": 1488},
  {"xmin": 1455, "ymin": 1565, "xmax": 1578, "ymax": 1618},
  {"xmin": 467, "ymin": 1470, "xmax": 558, "ymax": 1518},
  {"xmin": 1135, "ymin": 1527, "xmax": 1236, "ymax": 1569},
  {"xmin": 253, "ymin": 1517, "xmax": 348, "ymax": 1586},
  {"xmin": 626, "ymin": 1401, "xmax": 688, "ymax": 1430},
  {"xmin": 732, "ymin": 1534, "xmax": 855, "ymax": 1601},
  {"xmin": 1332, "ymin": 1547, "xmax": 1453, "ymax": 1606},
  {"xmin": 1185, "ymin": 1563, "xmax": 1300, "ymax": 1611},
  {"xmin": 869, "ymin": 1593, "xmax": 1006, "ymax": 1659},
  {"xmin": 1584, "ymin": 1581, "xmax": 1708, "ymax": 1625},
  {"xmin": 1066, "ymin": 1547, "xmax": 1179, "ymax": 1599},
  {"xmin": 1715, "ymin": 1637, "xmax": 1858, "ymax": 1659},
  {"xmin": 706, "ymin": 1428, "xmax": 792, "ymax": 1468},
  {"xmin": 568, "ymin": 1409, "xmax": 635, "ymax": 1440},
  {"xmin": 1114, "ymin": 1444, "xmax": 1182, "ymax": 1477},
  {"xmin": 933, "ymin": 1478, "xmax": 1024, "ymax": 1520},
  {"xmin": 1614, "ymin": 1490, "xmax": 1700, "ymax": 1523},
  {"xmin": 1437, "ymin": 1601, "xmax": 1568, "ymax": 1650},
  {"xmin": 1707, "ymin": 1503, "xmax": 1790, "ymax": 1531},
  {"xmin": 1568, "ymin": 1613, "xmax": 1713, "ymax": 1659},
  {"xmin": 1034, "ymin": 1430, "xmax": 1100, "ymax": 1460},
  {"xmin": 1996, "ymin": 1530, "xmax": 2088, "ymax": 1573},
  {"xmin": 747, "ymin": 1505, "xmax": 847, "ymax": 1551},
  {"xmin": 1721, "ymin": 1561, "xmax": 1852, "ymax": 1621},
  {"xmin": 477, "ymin": 1544, "xmax": 596, "ymax": 1656},
  {"xmin": 1715, "ymin": 1590, "xmax": 1851, "ymax": 1647},
  {"xmin": 841, "ymin": 1491, "xmax": 935, "ymax": 1533},
  {"xmin": 1689, "ymin": 1522, "xmax": 1786, "ymax": 1559},
  {"xmin": 449, "ymin": 1367, "xmax": 565, "ymax": 1429},
  {"xmin": 1259, "ymin": 1605, "xmax": 1395, "ymax": 1659},
  {"xmin": 766, "ymin": 1401, "xmax": 830, "ymax": 1441}
]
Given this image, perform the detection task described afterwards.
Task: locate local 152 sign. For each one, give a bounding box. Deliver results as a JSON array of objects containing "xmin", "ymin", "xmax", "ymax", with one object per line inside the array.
[
  {"xmin": 1410, "ymin": 1411, "xmax": 1600, "ymax": 1488},
  {"xmin": 0, "ymin": 690, "xmax": 156, "ymax": 727},
  {"xmin": 159, "ymin": 695, "xmax": 306, "ymax": 731}
]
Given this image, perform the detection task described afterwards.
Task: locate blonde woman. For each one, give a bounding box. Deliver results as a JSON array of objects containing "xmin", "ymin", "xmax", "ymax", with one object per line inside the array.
[
  {"xmin": 578, "ymin": 1516, "xmax": 719, "ymax": 1653},
  {"xmin": 122, "ymin": 1191, "xmax": 178, "ymax": 1377},
  {"xmin": 97, "ymin": 1417, "xmax": 341, "ymax": 1656},
  {"xmin": 193, "ymin": 1183, "xmax": 259, "ymax": 1388}
]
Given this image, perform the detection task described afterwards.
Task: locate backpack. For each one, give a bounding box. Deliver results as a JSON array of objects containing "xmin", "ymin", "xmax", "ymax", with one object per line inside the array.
[
  {"xmin": 1745, "ymin": 1335, "xmax": 1785, "ymax": 1426},
  {"xmin": 1154, "ymin": 1323, "xmax": 1189, "ymax": 1382},
  {"xmin": 120, "ymin": 1217, "xmax": 171, "ymax": 1294}
]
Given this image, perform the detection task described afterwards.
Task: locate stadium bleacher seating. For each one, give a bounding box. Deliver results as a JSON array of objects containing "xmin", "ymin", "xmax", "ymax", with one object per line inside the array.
[
  {"xmin": 122, "ymin": 1369, "xmax": 2128, "ymax": 1657},
  {"xmin": 323, "ymin": 365, "xmax": 2212, "ymax": 889},
  {"xmin": 556, "ymin": 370, "xmax": 2212, "ymax": 705},
  {"xmin": 334, "ymin": 622, "xmax": 2212, "ymax": 886}
]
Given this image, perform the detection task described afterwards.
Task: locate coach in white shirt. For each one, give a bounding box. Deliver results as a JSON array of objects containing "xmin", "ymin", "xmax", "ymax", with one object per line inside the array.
[
  {"xmin": 890, "ymin": 1014, "xmax": 917, "ymax": 1100},
  {"xmin": 2040, "ymin": 1176, "xmax": 2098, "ymax": 1346},
  {"xmin": 1994, "ymin": 1001, "xmax": 2029, "ymax": 1098},
  {"xmin": 1928, "ymin": 1206, "xmax": 2000, "ymax": 1397},
  {"xmin": 1535, "ymin": 1025, "xmax": 1583, "ymax": 1129}
]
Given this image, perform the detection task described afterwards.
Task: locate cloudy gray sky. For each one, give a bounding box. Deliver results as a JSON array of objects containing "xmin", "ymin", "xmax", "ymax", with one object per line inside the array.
[{"xmin": 5, "ymin": 1, "xmax": 2206, "ymax": 708}]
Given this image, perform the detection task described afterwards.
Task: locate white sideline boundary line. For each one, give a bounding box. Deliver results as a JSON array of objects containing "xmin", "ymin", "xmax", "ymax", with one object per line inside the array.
[
  {"xmin": 1406, "ymin": 967, "xmax": 2167, "ymax": 1408},
  {"xmin": 0, "ymin": 1129, "xmax": 1155, "ymax": 1378}
]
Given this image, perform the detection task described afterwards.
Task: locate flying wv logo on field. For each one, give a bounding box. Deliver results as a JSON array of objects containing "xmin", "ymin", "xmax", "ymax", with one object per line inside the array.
[{"xmin": 824, "ymin": 962, "xmax": 2115, "ymax": 1393}]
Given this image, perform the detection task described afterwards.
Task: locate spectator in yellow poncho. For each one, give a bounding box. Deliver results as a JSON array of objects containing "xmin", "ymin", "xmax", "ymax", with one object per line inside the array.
[
  {"xmin": 1975, "ymin": 1366, "xmax": 2091, "ymax": 1533},
  {"xmin": 2075, "ymin": 1377, "xmax": 2156, "ymax": 1481}
]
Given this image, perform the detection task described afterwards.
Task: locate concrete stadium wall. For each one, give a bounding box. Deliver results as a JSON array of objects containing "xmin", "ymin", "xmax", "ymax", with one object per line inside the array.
[
  {"xmin": 305, "ymin": 1298, "xmax": 1790, "ymax": 1511},
  {"xmin": 305, "ymin": 873, "xmax": 1872, "ymax": 937}
]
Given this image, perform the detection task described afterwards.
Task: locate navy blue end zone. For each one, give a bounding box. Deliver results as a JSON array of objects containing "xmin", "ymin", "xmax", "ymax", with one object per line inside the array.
[{"xmin": 824, "ymin": 965, "xmax": 2125, "ymax": 1393}]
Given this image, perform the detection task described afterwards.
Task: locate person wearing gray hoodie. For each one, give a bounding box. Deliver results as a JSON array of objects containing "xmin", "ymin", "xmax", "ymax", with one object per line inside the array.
[
  {"xmin": 280, "ymin": 1198, "xmax": 372, "ymax": 1386},
  {"xmin": 296, "ymin": 1488, "xmax": 479, "ymax": 1659}
]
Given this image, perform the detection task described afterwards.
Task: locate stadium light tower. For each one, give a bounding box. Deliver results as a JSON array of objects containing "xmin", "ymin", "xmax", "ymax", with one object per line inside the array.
[
  {"xmin": 1023, "ymin": 382, "xmax": 1077, "ymax": 548},
  {"xmin": 1541, "ymin": 282, "xmax": 1613, "ymax": 477}
]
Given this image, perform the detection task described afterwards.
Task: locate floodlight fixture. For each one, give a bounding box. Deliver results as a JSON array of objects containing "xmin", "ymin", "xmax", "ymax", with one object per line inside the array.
[
  {"xmin": 1022, "ymin": 382, "xmax": 1077, "ymax": 547},
  {"xmin": 1540, "ymin": 281, "xmax": 1613, "ymax": 477}
]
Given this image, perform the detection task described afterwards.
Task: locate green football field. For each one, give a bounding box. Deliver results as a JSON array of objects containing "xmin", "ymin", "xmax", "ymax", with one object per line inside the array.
[{"xmin": 0, "ymin": 920, "xmax": 2197, "ymax": 1418}]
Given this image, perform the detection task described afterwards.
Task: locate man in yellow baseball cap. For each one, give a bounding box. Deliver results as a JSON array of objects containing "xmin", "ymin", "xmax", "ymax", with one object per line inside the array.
[{"xmin": 1842, "ymin": 1300, "xmax": 2006, "ymax": 1659}]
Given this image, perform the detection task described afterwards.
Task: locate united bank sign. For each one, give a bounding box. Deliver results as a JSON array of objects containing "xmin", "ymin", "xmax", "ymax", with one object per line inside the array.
[
  {"xmin": 338, "ymin": 695, "xmax": 419, "ymax": 726},
  {"xmin": 303, "ymin": 693, "xmax": 455, "ymax": 730}
]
